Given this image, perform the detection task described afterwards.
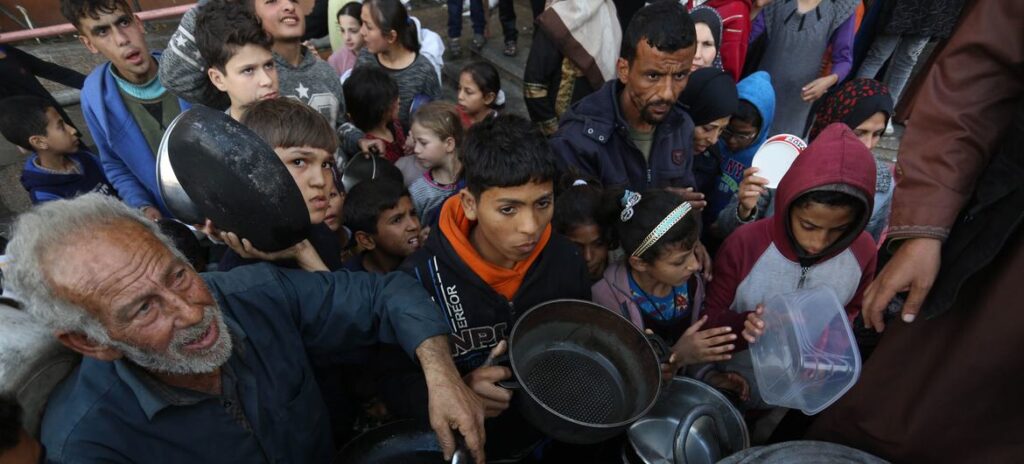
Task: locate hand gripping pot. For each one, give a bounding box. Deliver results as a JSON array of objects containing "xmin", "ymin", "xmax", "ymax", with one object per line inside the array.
[
  {"xmin": 749, "ymin": 286, "xmax": 862, "ymax": 414},
  {"xmin": 158, "ymin": 106, "xmax": 310, "ymax": 251}
]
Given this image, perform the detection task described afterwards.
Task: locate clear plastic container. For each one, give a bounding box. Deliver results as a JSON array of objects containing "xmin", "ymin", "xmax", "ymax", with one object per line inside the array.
[{"xmin": 749, "ymin": 286, "xmax": 861, "ymax": 415}]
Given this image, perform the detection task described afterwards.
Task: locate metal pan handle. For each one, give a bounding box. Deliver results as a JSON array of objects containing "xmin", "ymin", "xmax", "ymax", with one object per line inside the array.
[
  {"xmin": 645, "ymin": 332, "xmax": 673, "ymax": 364},
  {"xmin": 487, "ymin": 353, "xmax": 522, "ymax": 390},
  {"xmin": 672, "ymin": 404, "xmax": 728, "ymax": 464}
]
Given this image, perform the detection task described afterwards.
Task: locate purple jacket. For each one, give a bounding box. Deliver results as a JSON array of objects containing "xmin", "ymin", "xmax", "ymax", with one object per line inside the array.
[{"xmin": 591, "ymin": 261, "xmax": 706, "ymax": 331}]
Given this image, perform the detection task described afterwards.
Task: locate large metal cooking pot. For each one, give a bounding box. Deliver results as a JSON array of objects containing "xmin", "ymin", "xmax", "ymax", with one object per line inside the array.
[
  {"xmin": 156, "ymin": 114, "xmax": 203, "ymax": 225},
  {"xmin": 158, "ymin": 106, "xmax": 310, "ymax": 251},
  {"xmin": 334, "ymin": 420, "xmax": 467, "ymax": 464},
  {"xmin": 336, "ymin": 420, "xmax": 532, "ymax": 464},
  {"xmin": 499, "ymin": 299, "xmax": 665, "ymax": 445},
  {"xmin": 625, "ymin": 377, "xmax": 749, "ymax": 464}
]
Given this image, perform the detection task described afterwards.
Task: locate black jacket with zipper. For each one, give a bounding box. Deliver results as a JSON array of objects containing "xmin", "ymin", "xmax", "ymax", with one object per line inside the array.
[{"xmin": 375, "ymin": 225, "xmax": 590, "ymax": 420}]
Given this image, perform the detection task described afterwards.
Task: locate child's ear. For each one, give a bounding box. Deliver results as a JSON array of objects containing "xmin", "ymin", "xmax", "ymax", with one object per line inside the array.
[
  {"xmin": 354, "ymin": 230, "xmax": 376, "ymax": 251},
  {"xmin": 27, "ymin": 134, "xmax": 48, "ymax": 151},
  {"xmin": 483, "ymin": 92, "xmax": 496, "ymax": 107},
  {"xmin": 444, "ymin": 136, "xmax": 457, "ymax": 154},
  {"xmin": 386, "ymin": 29, "xmax": 398, "ymax": 45},
  {"xmin": 460, "ymin": 189, "xmax": 478, "ymax": 221},
  {"xmin": 208, "ymin": 68, "xmax": 228, "ymax": 92},
  {"xmin": 627, "ymin": 255, "xmax": 649, "ymax": 273}
]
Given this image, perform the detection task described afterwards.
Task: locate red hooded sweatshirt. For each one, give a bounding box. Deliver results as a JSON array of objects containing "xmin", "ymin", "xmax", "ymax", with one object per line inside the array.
[{"xmin": 704, "ymin": 123, "xmax": 878, "ymax": 350}]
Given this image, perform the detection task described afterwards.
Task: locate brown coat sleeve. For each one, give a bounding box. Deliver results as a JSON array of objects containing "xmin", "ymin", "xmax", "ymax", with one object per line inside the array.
[{"xmin": 888, "ymin": 0, "xmax": 1024, "ymax": 241}]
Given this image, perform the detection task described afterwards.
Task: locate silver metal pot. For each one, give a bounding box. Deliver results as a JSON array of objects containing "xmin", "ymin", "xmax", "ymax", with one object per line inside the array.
[
  {"xmin": 155, "ymin": 113, "xmax": 204, "ymax": 225},
  {"xmin": 626, "ymin": 376, "xmax": 749, "ymax": 464}
]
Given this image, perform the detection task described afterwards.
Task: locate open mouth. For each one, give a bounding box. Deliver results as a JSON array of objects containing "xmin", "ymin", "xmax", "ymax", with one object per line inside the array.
[
  {"xmin": 183, "ymin": 320, "xmax": 218, "ymax": 351},
  {"xmin": 281, "ymin": 15, "xmax": 300, "ymax": 25},
  {"xmin": 407, "ymin": 236, "xmax": 421, "ymax": 248},
  {"xmin": 124, "ymin": 49, "xmax": 143, "ymax": 65}
]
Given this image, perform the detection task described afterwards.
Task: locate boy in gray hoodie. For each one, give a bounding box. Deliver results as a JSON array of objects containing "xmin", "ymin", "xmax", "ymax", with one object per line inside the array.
[{"xmin": 161, "ymin": 0, "xmax": 363, "ymax": 151}]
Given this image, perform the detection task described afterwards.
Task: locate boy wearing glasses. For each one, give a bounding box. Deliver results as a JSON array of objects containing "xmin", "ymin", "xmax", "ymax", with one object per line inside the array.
[{"xmin": 707, "ymin": 71, "xmax": 775, "ymax": 235}]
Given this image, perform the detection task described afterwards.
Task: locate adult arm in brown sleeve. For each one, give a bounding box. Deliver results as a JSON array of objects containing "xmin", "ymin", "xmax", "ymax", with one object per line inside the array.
[
  {"xmin": 887, "ymin": 0, "xmax": 1024, "ymax": 241},
  {"xmin": 863, "ymin": 0, "xmax": 1024, "ymax": 331}
]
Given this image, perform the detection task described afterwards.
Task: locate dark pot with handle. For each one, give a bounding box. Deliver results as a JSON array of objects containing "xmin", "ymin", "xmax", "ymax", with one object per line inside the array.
[
  {"xmin": 496, "ymin": 299, "xmax": 667, "ymax": 445},
  {"xmin": 159, "ymin": 106, "xmax": 310, "ymax": 251}
]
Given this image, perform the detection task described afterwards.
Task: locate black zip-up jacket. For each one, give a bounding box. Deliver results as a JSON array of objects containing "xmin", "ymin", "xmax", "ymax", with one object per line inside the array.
[
  {"xmin": 376, "ymin": 224, "xmax": 590, "ymax": 423},
  {"xmin": 404, "ymin": 224, "xmax": 591, "ymax": 372}
]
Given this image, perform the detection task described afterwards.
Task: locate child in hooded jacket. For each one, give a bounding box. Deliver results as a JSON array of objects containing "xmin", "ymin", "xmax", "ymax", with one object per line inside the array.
[
  {"xmin": 707, "ymin": 71, "xmax": 775, "ymax": 227},
  {"xmin": 704, "ymin": 123, "xmax": 877, "ymax": 408}
]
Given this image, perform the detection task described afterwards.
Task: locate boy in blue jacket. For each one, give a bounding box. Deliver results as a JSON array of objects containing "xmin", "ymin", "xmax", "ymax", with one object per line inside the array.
[
  {"xmin": 61, "ymin": 0, "xmax": 189, "ymax": 220},
  {"xmin": 0, "ymin": 96, "xmax": 114, "ymax": 204}
]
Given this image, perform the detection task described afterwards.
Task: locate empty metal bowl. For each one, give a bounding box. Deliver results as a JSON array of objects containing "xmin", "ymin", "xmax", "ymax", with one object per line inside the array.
[{"xmin": 627, "ymin": 376, "xmax": 749, "ymax": 464}]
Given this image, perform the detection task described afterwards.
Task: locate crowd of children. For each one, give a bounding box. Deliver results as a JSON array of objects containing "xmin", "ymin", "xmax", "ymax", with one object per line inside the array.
[{"xmin": 1, "ymin": 0, "xmax": 999, "ymax": 462}]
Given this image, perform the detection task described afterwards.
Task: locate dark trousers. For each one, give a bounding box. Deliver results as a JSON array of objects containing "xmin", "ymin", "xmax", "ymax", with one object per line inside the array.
[
  {"xmin": 530, "ymin": 0, "xmax": 544, "ymax": 18},
  {"xmin": 498, "ymin": 0, "xmax": 518, "ymax": 42},
  {"xmin": 447, "ymin": 0, "xmax": 485, "ymax": 38}
]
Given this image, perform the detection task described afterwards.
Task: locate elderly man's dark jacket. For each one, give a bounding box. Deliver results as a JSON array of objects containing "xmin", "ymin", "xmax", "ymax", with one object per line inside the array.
[{"xmin": 39, "ymin": 264, "xmax": 449, "ymax": 463}]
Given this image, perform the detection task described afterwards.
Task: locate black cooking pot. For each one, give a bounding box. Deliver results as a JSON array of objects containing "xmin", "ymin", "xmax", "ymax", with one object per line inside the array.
[
  {"xmin": 161, "ymin": 106, "xmax": 310, "ymax": 251},
  {"xmin": 498, "ymin": 299, "xmax": 666, "ymax": 445},
  {"xmin": 334, "ymin": 420, "xmax": 459, "ymax": 464}
]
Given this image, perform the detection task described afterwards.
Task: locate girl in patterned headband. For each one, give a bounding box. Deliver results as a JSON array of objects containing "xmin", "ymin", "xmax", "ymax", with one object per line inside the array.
[{"xmin": 591, "ymin": 189, "xmax": 739, "ymax": 381}]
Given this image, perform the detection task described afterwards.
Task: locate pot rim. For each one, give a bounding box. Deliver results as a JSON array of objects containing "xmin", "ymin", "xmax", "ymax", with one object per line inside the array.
[{"xmin": 506, "ymin": 298, "xmax": 664, "ymax": 429}]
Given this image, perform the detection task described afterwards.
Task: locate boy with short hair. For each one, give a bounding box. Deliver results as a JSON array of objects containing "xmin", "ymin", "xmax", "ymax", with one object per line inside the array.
[
  {"xmin": 0, "ymin": 96, "xmax": 114, "ymax": 204},
  {"xmin": 704, "ymin": 123, "xmax": 877, "ymax": 408},
  {"xmin": 342, "ymin": 179, "xmax": 423, "ymax": 273},
  {"xmin": 194, "ymin": 0, "xmax": 278, "ymax": 121},
  {"xmin": 61, "ymin": 0, "xmax": 188, "ymax": 221},
  {"xmin": 379, "ymin": 115, "xmax": 589, "ymax": 446},
  {"xmin": 162, "ymin": 0, "xmax": 348, "ymax": 138},
  {"xmin": 216, "ymin": 98, "xmax": 341, "ymax": 272}
]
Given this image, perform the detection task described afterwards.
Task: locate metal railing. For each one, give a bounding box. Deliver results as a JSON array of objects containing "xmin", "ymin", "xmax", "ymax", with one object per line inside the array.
[{"xmin": 0, "ymin": 3, "xmax": 194, "ymax": 44}]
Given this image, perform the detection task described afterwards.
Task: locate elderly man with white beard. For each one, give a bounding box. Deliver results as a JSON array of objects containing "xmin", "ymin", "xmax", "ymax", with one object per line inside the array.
[{"xmin": 3, "ymin": 194, "xmax": 486, "ymax": 463}]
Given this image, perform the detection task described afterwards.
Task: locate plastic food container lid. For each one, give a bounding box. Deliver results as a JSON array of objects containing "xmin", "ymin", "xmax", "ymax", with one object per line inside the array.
[{"xmin": 749, "ymin": 286, "xmax": 861, "ymax": 415}]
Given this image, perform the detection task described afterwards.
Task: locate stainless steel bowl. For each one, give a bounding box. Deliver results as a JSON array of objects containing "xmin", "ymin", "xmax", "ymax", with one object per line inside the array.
[
  {"xmin": 627, "ymin": 376, "xmax": 749, "ymax": 464},
  {"xmin": 156, "ymin": 113, "xmax": 204, "ymax": 225}
]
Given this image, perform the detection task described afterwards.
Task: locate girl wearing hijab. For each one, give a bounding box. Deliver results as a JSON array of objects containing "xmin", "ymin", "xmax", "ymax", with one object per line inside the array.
[
  {"xmin": 717, "ymin": 78, "xmax": 895, "ymax": 243},
  {"xmin": 679, "ymin": 67, "xmax": 739, "ymax": 232},
  {"xmin": 809, "ymin": 78, "xmax": 895, "ymax": 242},
  {"xmin": 690, "ymin": 6, "xmax": 724, "ymax": 72},
  {"xmin": 686, "ymin": 0, "xmax": 755, "ymax": 81}
]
